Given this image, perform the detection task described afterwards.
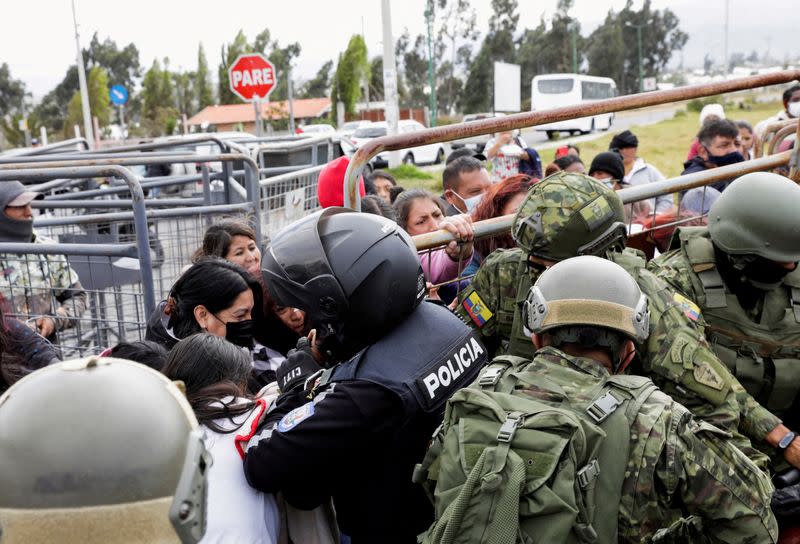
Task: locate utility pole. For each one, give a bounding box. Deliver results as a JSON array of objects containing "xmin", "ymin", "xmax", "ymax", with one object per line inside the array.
[
  {"xmin": 571, "ymin": 24, "xmax": 578, "ymax": 73},
  {"xmin": 723, "ymin": 0, "xmax": 730, "ymax": 76},
  {"xmin": 71, "ymin": 0, "xmax": 94, "ymax": 147},
  {"xmin": 287, "ymin": 64, "xmax": 296, "ymax": 134},
  {"xmin": 381, "ymin": 0, "xmax": 401, "ymax": 167},
  {"xmin": 625, "ymin": 22, "xmax": 645, "ymax": 93},
  {"xmin": 424, "ymin": 0, "xmax": 437, "ymax": 127}
]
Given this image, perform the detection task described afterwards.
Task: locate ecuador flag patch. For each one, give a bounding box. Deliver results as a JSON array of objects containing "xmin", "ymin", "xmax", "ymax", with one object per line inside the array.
[
  {"xmin": 673, "ymin": 292, "xmax": 701, "ymax": 322},
  {"xmin": 462, "ymin": 291, "xmax": 493, "ymax": 328}
]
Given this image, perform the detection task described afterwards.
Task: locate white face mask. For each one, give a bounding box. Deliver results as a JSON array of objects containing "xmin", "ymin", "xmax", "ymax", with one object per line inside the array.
[
  {"xmin": 453, "ymin": 192, "xmax": 483, "ymax": 213},
  {"xmin": 789, "ymin": 101, "xmax": 800, "ymax": 118}
]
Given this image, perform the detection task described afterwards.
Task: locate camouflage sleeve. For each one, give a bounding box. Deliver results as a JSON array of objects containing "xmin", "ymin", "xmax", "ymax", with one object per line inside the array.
[
  {"xmin": 662, "ymin": 405, "xmax": 778, "ymax": 543},
  {"xmin": 646, "ymin": 249, "xmax": 697, "ymax": 299},
  {"xmin": 454, "ymin": 250, "xmax": 508, "ymax": 339},
  {"xmin": 732, "ymin": 378, "xmax": 782, "ymax": 442},
  {"xmin": 53, "ymin": 280, "xmax": 87, "ymax": 332}
]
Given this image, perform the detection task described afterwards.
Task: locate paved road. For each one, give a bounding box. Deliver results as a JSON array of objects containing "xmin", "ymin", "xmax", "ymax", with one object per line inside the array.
[{"xmin": 520, "ymin": 105, "xmax": 679, "ymax": 152}]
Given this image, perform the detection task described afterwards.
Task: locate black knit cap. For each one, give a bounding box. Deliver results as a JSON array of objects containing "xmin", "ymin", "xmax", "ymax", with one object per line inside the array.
[
  {"xmin": 588, "ymin": 151, "xmax": 625, "ymax": 181},
  {"xmin": 609, "ymin": 130, "xmax": 638, "ymax": 150}
]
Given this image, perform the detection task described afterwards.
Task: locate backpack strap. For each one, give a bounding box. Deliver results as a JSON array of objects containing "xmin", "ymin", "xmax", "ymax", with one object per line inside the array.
[
  {"xmin": 682, "ymin": 235, "xmax": 728, "ymax": 309},
  {"xmin": 782, "ymin": 269, "xmax": 800, "ymax": 323}
]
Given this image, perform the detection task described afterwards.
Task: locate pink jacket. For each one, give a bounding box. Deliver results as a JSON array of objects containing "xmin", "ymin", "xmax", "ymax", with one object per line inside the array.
[{"xmin": 418, "ymin": 248, "xmax": 469, "ymax": 285}]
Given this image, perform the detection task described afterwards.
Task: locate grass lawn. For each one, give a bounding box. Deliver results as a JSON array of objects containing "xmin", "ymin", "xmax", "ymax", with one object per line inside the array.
[{"xmin": 390, "ymin": 98, "xmax": 783, "ymax": 190}]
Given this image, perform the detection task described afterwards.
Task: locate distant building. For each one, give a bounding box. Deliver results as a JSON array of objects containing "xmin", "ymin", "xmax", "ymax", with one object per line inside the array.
[{"xmin": 187, "ymin": 98, "xmax": 331, "ymax": 133}]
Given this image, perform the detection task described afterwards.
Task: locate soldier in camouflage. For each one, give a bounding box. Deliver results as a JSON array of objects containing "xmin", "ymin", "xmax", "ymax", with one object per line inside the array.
[
  {"xmin": 649, "ymin": 172, "xmax": 800, "ymax": 470},
  {"xmin": 0, "ymin": 182, "xmax": 86, "ymax": 340},
  {"xmin": 455, "ymin": 171, "xmax": 783, "ymax": 470},
  {"xmin": 520, "ymin": 256, "xmax": 777, "ymax": 543}
]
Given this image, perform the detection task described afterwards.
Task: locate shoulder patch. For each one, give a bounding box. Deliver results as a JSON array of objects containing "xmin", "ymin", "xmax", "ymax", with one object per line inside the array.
[
  {"xmin": 462, "ymin": 290, "xmax": 493, "ymax": 328},
  {"xmin": 693, "ymin": 362, "xmax": 726, "ymax": 391},
  {"xmin": 673, "ymin": 292, "xmax": 701, "ymax": 322},
  {"xmin": 277, "ymin": 402, "xmax": 315, "ymax": 433}
]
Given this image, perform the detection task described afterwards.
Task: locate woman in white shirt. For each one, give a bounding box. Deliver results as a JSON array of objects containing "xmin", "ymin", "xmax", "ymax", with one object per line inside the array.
[{"xmin": 163, "ymin": 333, "xmax": 280, "ymax": 544}]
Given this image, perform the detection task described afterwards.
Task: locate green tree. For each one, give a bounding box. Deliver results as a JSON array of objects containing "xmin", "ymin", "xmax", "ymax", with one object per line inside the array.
[
  {"xmin": 401, "ymin": 35, "xmax": 430, "ymax": 108},
  {"xmin": 368, "ymin": 57, "xmax": 384, "ymax": 101},
  {"xmin": 331, "ymin": 35, "xmax": 370, "ymax": 120},
  {"xmin": 586, "ymin": 0, "xmax": 687, "ymax": 94},
  {"xmin": 0, "ymin": 63, "xmax": 33, "ymax": 148},
  {"xmin": 62, "ymin": 66, "xmax": 111, "ymax": 137},
  {"xmin": 173, "ymin": 70, "xmax": 194, "ymax": 116},
  {"xmin": 301, "ymin": 60, "xmax": 334, "ymax": 98},
  {"xmin": 36, "ymin": 35, "xmax": 140, "ymax": 134},
  {"xmin": 462, "ymin": 0, "xmax": 518, "ymax": 113},
  {"xmin": 269, "ymin": 42, "xmax": 301, "ymax": 102},
  {"xmin": 218, "ymin": 30, "xmax": 250, "ymax": 104},
  {"xmin": 196, "ymin": 43, "xmax": 214, "ymax": 110},
  {"xmin": 436, "ymin": 0, "xmax": 478, "ymax": 114},
  {"xmin": 586, "ymin": 11, "xmax": 625, "ymax": 82},
  {"xmin": 141, "ymin": 58, "xmax": 178, "ymax": 136}
]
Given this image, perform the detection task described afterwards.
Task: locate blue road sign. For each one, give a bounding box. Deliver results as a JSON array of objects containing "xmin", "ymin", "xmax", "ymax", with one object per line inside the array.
[{"xmin": 110, "ymin": 85, "xmax": 129, "ymax": 106}]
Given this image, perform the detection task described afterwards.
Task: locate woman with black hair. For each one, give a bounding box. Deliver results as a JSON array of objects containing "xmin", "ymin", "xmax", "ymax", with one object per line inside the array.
[
  {"xmin": 194, "ymin": 221, "xmax": 306, "ymax": 354},
  {"xmin": 145, "ymin": 258, "xmax": 284, "ymax": 390},
  {"xmin": 162, "ymin": 333, "xmax": 280, "ymax": 543}
]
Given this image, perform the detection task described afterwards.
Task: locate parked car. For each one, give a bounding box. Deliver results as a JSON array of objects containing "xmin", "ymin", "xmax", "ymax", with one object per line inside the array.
[
  {"xmin": 450, "ymin": 112, "xmax": 506, "ymax": 153},
  {"xmin": 297, "ymin": 124, "xmax": 336, "ymax": 135},
  {"xmin": 348, "ymin": 120, "xmax": 447, "ymax": 167},
  {"xmin": 338, "ymin": 120, "xmax": 372, "ymax": 139}
]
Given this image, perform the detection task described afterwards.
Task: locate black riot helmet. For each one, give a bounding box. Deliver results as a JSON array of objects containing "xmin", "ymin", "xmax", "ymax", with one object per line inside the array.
[{"xmin": 262, "ymin": 207, "xmax": 426, "ymax": 361}]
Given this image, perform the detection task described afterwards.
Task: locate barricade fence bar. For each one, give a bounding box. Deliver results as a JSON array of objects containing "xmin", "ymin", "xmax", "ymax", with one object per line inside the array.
[
  {"xmin": 344, "ymin": 70, "xmax": 800, "ymax": 209},
  {"xmin": 0, "ymin": 165, "xmax": 156, "ymax": 315},
  {"xmin": 0, "ymin": 244, "xmax": 145, "ymax": 359},
  {"xmin": 258, "ymin": 164, "xmax": 326, "ymax": 239}
]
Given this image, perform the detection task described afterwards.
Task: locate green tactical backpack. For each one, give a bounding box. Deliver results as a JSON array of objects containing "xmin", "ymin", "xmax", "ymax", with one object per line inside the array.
[{"xmin": 415, "ymin": 354, "xmax": 659, "ymax": 544}]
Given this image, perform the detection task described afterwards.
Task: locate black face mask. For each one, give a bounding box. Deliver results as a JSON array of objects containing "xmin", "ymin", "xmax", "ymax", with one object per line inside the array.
[
  {"xmin": 706, "ymin": 150, "xmax": 745, "ymax": 167},
  {"xmin": 527, "ymin": 259, "xmax": 547, "ymax": 275},
  {"xmin": 739, "ymin": 257, "xmax": 796, "ymax": 291},
  {"xmin": 223, "ymin": 319, "xmax": 255, "ymax": 348}
]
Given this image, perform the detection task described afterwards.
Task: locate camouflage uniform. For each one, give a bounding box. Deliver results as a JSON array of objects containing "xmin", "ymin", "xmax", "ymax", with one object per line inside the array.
[
  {"xmin": 456, "ymin": 173, "xmax": 774, "ymax": 469},
  {"xmin": 527, "ymin": 346, "xmax": 778, "ymax": 543},
  {"xmin": 649, "ymin": 227, "xmax": 791, "ymax": 439},
  {"xmin": 0, "ymin": 232, "xmax": 87, "ymax": 332}
]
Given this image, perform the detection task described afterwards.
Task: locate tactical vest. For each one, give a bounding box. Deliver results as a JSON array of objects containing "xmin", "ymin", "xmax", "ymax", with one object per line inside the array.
[
  {"xmin": 675, "ymin": 227, "xmax": 800, "ymax": 414},
  {"xmin": 504, "ymin": 258, "xmax": 538, "ymax": 360},
  {"xmin": 329, "ymin": 301, "xmax": 489, "ymax": 421},
  {"xmin": 418, "ymin": 351, "xmax": 667, "ymax": 543}
]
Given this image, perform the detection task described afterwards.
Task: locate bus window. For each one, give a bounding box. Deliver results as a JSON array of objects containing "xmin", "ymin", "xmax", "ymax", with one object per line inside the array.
[
  {"xmin": 537, "ymin": 78, "xmax": 574, "ymax": 94},
  {"xmin": 581, "ymin": 81, "xmax": 612, "ymax": 100}
]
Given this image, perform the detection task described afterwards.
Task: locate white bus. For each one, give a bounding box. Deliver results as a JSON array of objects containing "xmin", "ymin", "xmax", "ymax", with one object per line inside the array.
[{"xmin": 531, "ymin": 74, "xmax": 617, "ymax": 139}]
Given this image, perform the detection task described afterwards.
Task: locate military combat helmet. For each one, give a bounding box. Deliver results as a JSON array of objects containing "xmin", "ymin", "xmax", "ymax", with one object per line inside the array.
[
  {"xmin": 0, "ymin": 357, "xmax": 208, "ymax": 544},
  {"xmin": 708, "ymin": 172, "xmax": 800, "ymax": 263},
  {"xmin": 524, "ymin": 256, "xmax": 649, "ymax": 368},
  {"xmin": 511, "ymin": 172, "xmax": 627, "ymax": 262},
  {"xmin": 262, "ymin": 207, "xmax": 426, "ymax": 361}
]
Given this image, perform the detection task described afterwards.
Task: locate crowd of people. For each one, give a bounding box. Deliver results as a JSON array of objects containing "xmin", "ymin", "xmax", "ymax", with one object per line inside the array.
[{"xmin": 2, "ymin": 85, "xmax": 800, "ymax": 543}]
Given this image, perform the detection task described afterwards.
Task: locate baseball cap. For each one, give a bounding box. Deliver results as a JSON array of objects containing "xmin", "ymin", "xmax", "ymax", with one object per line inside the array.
[
  {"xmin": 316, "ymin": 156, "xmax": 366, "ymax": 208},
  {"xmin": 0, "ymin": 181, "xmax": 43, "ymax": 209}
]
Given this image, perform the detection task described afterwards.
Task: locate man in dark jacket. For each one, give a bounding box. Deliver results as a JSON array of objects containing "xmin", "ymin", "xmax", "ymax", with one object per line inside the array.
[{"xmin": 681, "ymin": 119, "xmax": 744, "ymax": 191}]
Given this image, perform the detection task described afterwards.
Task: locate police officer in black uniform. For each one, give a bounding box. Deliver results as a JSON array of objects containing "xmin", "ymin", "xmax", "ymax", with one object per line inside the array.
[{"xmin": 243, "ymin": 208, "xmax": 487, "ymax": 543}]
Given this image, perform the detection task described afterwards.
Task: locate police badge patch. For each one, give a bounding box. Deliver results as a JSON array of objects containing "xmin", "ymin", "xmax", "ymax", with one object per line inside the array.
[{"xmin": 277, "ymin": 402, "xmax": 315, "ymax": 433}]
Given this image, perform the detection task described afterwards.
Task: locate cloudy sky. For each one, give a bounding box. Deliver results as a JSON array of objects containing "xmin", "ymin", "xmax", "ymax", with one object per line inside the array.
[{"xmin": 2, "ymin": 0, "xmax": 797, "ymax": 99}]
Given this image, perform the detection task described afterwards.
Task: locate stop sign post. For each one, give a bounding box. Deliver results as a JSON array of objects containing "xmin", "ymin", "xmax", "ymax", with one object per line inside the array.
[{"xmin": 229, "ymin": 53, "xmax": 278, "ymax": 136}]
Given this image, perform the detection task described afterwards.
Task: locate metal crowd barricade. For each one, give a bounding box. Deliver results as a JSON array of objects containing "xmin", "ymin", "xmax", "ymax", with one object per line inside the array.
[
  {"xmin": 259, "ymin": 164, "xmax": 326, "ymax": 238},
  {"xmin": 344, "ymin": 70, "xmax": 800, "ymax": 210},
  {"xmin": 389, "ymin": 71, "xmax": 800, "ymax": 297},
  {"xmin": 0, "ymin": 165, "xmax": 157, "ymax": 358},
  {"xmin": 0, "ymin": 242, "xmax": 145, "ymax": 358}
]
